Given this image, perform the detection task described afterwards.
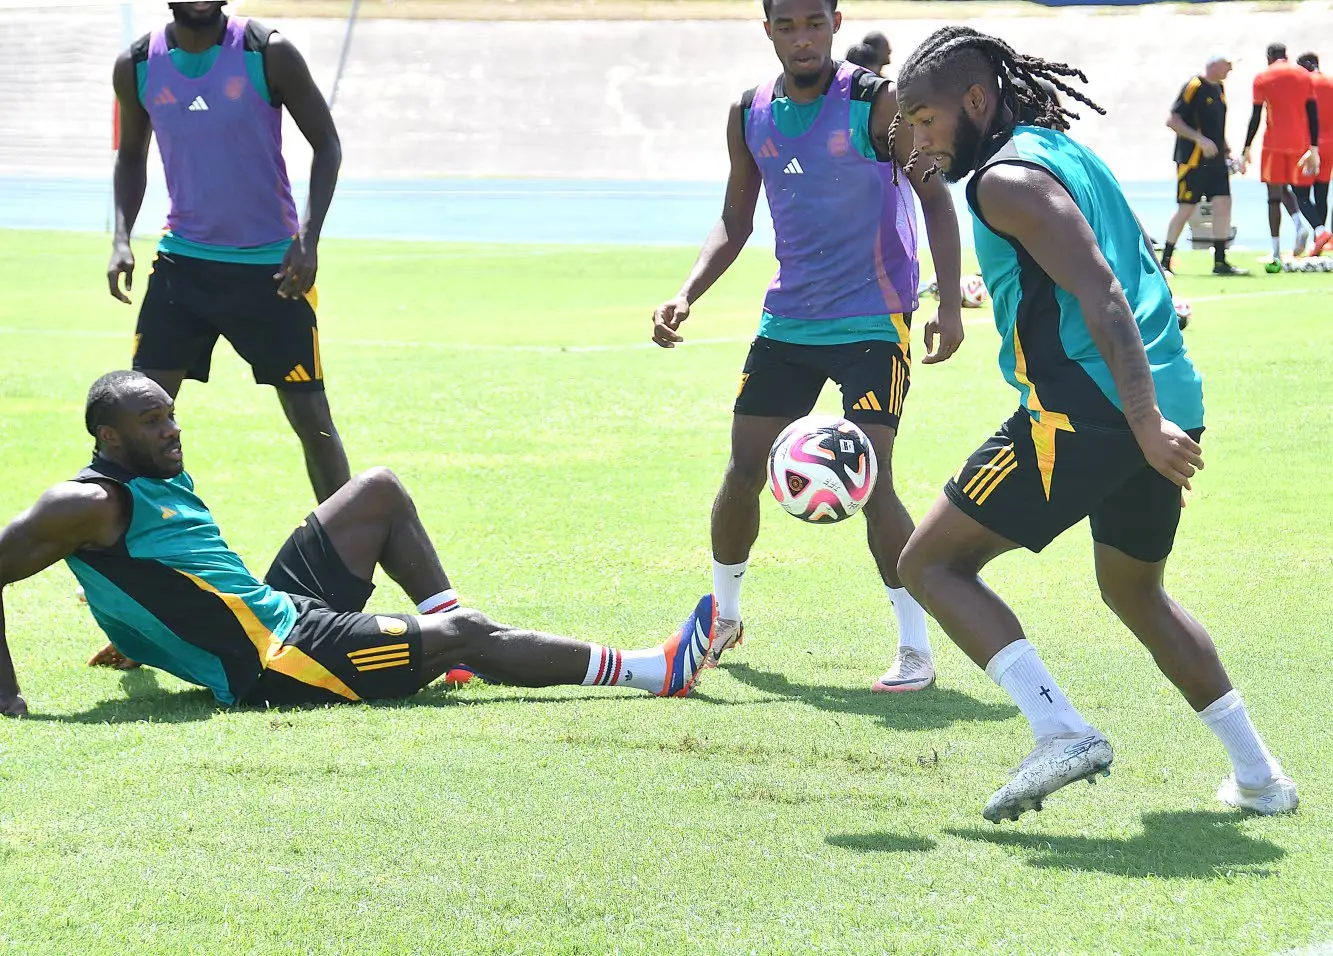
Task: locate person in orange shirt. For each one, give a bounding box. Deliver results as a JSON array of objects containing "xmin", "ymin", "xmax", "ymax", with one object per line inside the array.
[
  {"xmin": 1295, "ymin": 52, "xmax": 1333, "ymax": 253},
  {"xmin": 1241, "ymin": 43, "xmax": 1321, "ymax": 261}
]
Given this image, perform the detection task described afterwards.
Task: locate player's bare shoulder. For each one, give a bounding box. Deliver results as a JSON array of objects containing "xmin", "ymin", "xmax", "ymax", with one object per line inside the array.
[{"xmin": 30, "ymin": 480, "xmax": 128, "ymax": 551}]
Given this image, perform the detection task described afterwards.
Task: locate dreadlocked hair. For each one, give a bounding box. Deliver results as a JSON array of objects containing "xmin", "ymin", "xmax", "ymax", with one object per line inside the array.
[{"xmin": 887, "ymin": 26, "xmax": 1107, "ymax": 184}]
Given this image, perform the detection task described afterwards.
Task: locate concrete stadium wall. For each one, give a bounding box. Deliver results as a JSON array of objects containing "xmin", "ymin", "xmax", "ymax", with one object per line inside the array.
[{"xmin": 1, "ymin": 1, "xmax": 1328, "ymax": 182}]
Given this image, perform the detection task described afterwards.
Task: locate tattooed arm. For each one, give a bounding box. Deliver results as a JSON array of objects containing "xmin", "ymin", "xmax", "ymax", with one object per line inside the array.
[{"xmin": 973, "ymin": 164, "xmax": 1204, "ymax": 488}]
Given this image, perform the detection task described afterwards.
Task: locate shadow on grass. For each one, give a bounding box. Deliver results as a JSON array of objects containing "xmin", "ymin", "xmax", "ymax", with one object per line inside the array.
[
  {"xmin": 826, "ymin": 832, "xmax": 938, "ymax": 854},
  {"xmin": 722, "ymin": 662, "xmax": 1018, "ymax": 731},
  {"xmin": 26, "ymin": 668, "xmax": 220, "ymax": 725},
  {"xmin": 945, "ymin": 810, "xmax": 1286, "ymax": 879}
]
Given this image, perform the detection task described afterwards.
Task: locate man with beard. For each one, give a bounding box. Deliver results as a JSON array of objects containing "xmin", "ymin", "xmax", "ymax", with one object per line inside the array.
[
  {"xmin": 892, "ymin": 27, "xmax": 1296, "ymax": 821},
  {"xmin": 650, "ymin": 0, "xmax": 964, "ymax": 695},
  {"xmin": 106, "ymin": 2, "xmax": 349, "ymax": 504},
  {"xmin": 0, "ymin": 372, "xmax": 711, "ymax": 717}
]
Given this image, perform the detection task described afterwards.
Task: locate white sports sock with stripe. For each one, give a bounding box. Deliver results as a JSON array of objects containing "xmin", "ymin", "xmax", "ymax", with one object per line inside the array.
[
  {"xmin": 416, "ymin": 589, "xmax": 459, "ymax": 614},
  {"xmin": 581, "ymin": 644, "xmax": 667, "ymax": 694}
]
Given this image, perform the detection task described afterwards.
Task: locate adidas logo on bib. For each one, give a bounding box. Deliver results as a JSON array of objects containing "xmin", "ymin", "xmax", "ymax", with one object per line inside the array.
[
  {"xmin": 782, "ymin": 158, "xmax": 805, "ymax": 175},
  {"xmin": 188, "ymin": 96, "xmax": 209, "ymax": 112}
]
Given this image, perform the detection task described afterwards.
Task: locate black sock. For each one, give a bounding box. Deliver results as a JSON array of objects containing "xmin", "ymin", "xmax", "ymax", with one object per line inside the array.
[
  {"xmin": 1162, "ymin": 242, "xmax": 1176, "ymax": 268},
  {"xmin": 1214, "ymin": 240, "xmax": 1226, "ymax": 265}
]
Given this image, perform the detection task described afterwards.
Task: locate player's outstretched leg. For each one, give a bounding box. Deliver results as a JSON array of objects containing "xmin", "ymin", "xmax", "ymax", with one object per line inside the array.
[
  {"xmin": 703, "ymin": 414, "xmax": 794, "ymax": 666},
  {"xmin": 1094, "ymin": 543, "xmax": 1298, "ymax": 814},
  {"xmin": 898, "ymin": 497, "xmax": 1113, "ymax": 823},
  {"xmin": 415, "ymin": 595, "xmax": 713, "ymax": 697},
  {"xmin": 278, "ymin": 390, "xmax": 352, "ymax": 504}
]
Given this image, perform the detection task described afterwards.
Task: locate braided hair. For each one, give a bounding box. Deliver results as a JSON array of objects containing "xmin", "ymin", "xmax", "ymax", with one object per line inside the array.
[{"xmin": 886, "ymin": 27, "xmax": 1106, "ymax": 182}]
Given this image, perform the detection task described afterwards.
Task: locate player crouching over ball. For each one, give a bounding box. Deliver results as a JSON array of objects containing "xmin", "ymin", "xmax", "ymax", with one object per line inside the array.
[{"xmin": 0, "ymin": 372, "xmax": 710, "ymax": 718}]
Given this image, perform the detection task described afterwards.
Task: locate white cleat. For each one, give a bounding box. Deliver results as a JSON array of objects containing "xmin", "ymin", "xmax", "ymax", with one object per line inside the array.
[
  {"xmin": 702, "ymin": 616, "xmax": 743, "ymax": 669},
  {"xmin": 1217, "ymin": 774, "xmax": 1300, "ymax": 815},
  {"xmin": 871, "ymin": 648, "xmax": 936, "ymax": 693},
  {"xmin": 983, "ymin": 730, "xmax": 1114, "ymax": 823},
  {"xmin": 1294, "ymin": 221, "xmax": 1312, "ymax": 258}
]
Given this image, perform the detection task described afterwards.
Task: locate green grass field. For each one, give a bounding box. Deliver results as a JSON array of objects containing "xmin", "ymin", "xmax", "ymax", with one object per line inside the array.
[{"xmin": 0, "ymin": 229, "xmax": 1330, "ymax": 954}]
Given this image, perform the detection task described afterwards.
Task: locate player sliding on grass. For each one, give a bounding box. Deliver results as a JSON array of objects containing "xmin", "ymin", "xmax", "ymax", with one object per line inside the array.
[
  {"xmin": 0, "ymin": 372, "xmax": 710, "ymax": 717},
  {"xmin": 651, "ymin": 0, "xmax": 964, "ymax": 694},
  {"xmin": 891, "ymin": 28, "xmax": 1298, "ymax": 821}
]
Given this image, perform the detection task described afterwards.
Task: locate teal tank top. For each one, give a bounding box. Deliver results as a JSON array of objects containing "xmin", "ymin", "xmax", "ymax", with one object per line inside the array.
[
  {"xmin": 966, "ymin": 126, "xmax": 1204, "ymax": 431},
  {"xmin": 65, "ymin": 458, "xmax": 297, "ymax": 705}
]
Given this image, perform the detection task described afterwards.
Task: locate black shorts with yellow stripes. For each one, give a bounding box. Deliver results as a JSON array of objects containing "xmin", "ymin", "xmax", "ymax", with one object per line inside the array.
[
  {"xmin": 1177, "ymin": 157, "xmax": 1230, "ymax": 204},
  {"xmin": 133, "ymin": 252, "xmax": 326, "ymax": 392},
  {"xmin": 734, "ymin": 334, "xmax": 911, "ymax": 429},
  {"xmin": 244, "ymin": 514, "xmax": 423, "ymax": 706},
  {"xmin": 944, "ymin": 408, "xmax": 1204, "ymax": 563}
]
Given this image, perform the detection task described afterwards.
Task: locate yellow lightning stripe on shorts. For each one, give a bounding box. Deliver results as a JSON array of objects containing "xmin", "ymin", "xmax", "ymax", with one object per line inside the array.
[{"xmin": 177, "ymin": 571, "xmax": 359, "ymax": 701}]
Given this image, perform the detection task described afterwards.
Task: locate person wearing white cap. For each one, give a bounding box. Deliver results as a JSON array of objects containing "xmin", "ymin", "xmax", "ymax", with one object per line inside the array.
[{"xmin": 1161, "ymin": 52, "xmax": 1247, "ymax": 275}]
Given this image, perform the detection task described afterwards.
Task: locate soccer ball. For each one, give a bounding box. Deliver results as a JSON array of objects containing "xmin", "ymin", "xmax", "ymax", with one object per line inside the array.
[
  {"xmin": 1173, "ymin": 296, "xmax": 1192, "ymax": 330},
  {"xmin": 961, "ymin": 274, "xmax": 989, "ymax": 308},
  {"xmin": 768, "ymin": 415, "xmax": 878, "ymax": 522}
]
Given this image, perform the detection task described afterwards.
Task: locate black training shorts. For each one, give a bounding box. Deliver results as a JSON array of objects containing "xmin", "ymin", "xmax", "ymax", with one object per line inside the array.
[
  {"xmin": 245, "ymin": 515, "xmax": 423, "ymax": 705},
  {"xmin": 1177, "ymin": 158, "xmax": 1230, "ymax": 204},
  {"xmin": 734, "ymin": 333, "xmax": 911, "ymax": 429},
  {"xmin": 133, "ymin": 252, "xmax": 326, "ymax": 391},
  {"xmin": 944, "ymin": 408, "xmax": 1203, "ymax": 563}
]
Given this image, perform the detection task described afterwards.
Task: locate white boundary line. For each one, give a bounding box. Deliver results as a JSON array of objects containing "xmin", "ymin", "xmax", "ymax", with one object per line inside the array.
[{"xmin": 0, "ymin": 287, "xmax": 1316, "ymax": 354}]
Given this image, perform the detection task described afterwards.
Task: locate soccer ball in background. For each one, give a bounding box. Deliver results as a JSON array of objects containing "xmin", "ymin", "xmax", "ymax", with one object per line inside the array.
[
  {"xmin": 768, "ymin": 415, "xmax": 878, "ymax": 523},
  {"xmin": 961, "ymin": 274, "xmax": 989, "ymax": 308},
  {"xmin": 1173, "ymin": 296, "xmax": 1192, "ymax": 330},
  {"xmin": 919, "ymin": 274, "xmax": 990, "ymax": 308}
]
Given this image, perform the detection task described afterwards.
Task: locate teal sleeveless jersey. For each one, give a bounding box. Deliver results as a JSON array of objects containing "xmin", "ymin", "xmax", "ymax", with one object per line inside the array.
[
  {"xmin": 65, "ymin": 458, "xmax": 297, "ymax": 705},
  {"xmin": 966, "ymin": 126, "xmax": 1204, "ymax": 431}
]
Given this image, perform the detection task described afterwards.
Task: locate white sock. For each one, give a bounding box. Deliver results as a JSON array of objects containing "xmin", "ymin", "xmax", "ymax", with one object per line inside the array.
[
  {"xmin": 581, "ymin": 643, "xmax": 666, "ymax": 694},
  {"xmin": 416, "ymin": 588, "xmax": 459, "ymax": 614},
  {"xmin": 712, "ymin": 559, "xmax": 747, "ymax": 622},
  {"xmin": 886, "ymin": 585, "xmax": 931, "ymax": 657},
  {"xmin": 1272, "ymin": 235, "xmax": 1282, "ymax": 258},
  {"xmin": 985, "ymin": 639, "xmax": 1092, "ymax": 740},
  {"xmin": 1198, "ymin": 690, "xmax": 1284, "ymax": 789}
]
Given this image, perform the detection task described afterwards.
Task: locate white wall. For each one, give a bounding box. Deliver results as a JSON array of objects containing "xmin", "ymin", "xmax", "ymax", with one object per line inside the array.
[{"xmin": 0, "ymin": 1, "xmax": 1326, "ymax": 181}]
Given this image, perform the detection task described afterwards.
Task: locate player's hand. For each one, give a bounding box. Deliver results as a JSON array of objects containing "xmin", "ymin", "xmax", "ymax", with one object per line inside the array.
[
  {"xmin": 275, "ymin": 233, "xmax": 318, "ymax": 299},
  {"xmin": 921, "ymin": 305, "xmax": 963, "ymax": 365},
  {"xmin": 1198, "ymin": 137, "xmax": 1219, "ymax": 160},
  {"xmin": 1135, "ymin": 415, "xmax": 1204, "ymax": 489},
  {"xmin": 107, "ymin": 240, "xmax": 135, "ymax": 304},
  {"xmin": 0, "ymin": 688, "xmax": 27, "ymax": 718},
  {"xmin": 86, "ymin": 642, "xmax": 140, "ymax": 670},
  {"xmin": 652, "ymin": 295, "xmax": 690, "ymax": 348},
  {"xmin": 1239, "ymin": 148, "xmax": 1251, "ymax": 175},
  {"xmin": 1299, "ymin": 146, "xmax": 1320, "ymax": 177}
]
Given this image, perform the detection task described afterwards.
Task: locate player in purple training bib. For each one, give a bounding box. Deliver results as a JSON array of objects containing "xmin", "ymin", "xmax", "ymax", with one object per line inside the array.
[
  {"xmin": 107, "ymin": 2, "xmax": 349, "ymax": 504},
  {"xmin": 651, "ymin": 0, "xmax": 965, "ymax": 693}
]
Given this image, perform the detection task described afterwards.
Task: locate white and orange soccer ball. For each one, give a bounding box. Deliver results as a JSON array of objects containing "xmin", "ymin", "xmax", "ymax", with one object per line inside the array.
[
  {"xmin": 1173, "ymin": 296, "xmax": 1192, "ymax": 329},
  {"xmin": 961, "ymin": 274, "xmax": 989, "ymax": 308},
  {"xmin": 767, "ymin": 414, "xmax": 878, "ymax": 523}
]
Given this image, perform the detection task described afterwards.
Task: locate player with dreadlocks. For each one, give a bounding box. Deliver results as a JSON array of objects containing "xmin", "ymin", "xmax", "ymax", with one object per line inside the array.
[{"xmin": 891, "ymin": 28, "xmax": 1297, "ymax": 822}]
